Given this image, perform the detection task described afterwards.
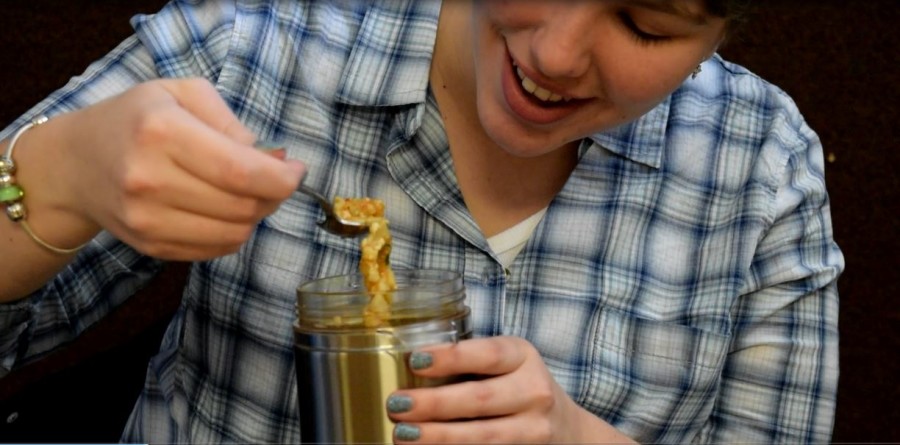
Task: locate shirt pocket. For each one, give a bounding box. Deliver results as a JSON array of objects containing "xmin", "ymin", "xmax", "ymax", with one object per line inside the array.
[
  {"xmin": 248, "ymin": 196, "xmax": 360, "ymax": 279},
  {"xmin": 581, "ymin": 307, "xmax": 729, "ymax": 443}
]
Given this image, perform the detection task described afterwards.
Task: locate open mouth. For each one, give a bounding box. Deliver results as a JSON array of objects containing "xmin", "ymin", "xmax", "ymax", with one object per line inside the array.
[
  {"xmin": 508, "ymin": 56, "xmax": 590, "ymax": 112},
  {"xmin": 502, "ymin": 52, "xmax": 590, "ymax": 125},
  {"xmin": 513, "ymin": 61, "xmax": 571, "ymax": 105}
]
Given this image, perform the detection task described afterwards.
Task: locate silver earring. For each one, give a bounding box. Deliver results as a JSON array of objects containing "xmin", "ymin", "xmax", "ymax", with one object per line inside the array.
[{"xmin": 691, "ymin": 65, "xmax": 702, "ymax": 80}]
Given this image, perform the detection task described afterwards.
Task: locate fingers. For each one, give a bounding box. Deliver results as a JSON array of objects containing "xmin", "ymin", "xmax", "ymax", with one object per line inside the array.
[
  {"xmin": 148, "ymin": 106, "xmax": 304, "ymax": 200},
  {"xmin": 390, "ymin": 371, "xmax": 545, "ymax": 421},
  {"xmin": 123, "ymin": 156, "xmax": 283, "ymax": 223},
  {"xmin": 149, "ymin": 78, "xmax": 305, "ymax": 200},
  {"xmin": 387, "ymin": 337, "xmax": 553, "ymax": 421},
  {"xmin": 386, "ymin": 337, "xmax": 580, "ymax": 444},
  {"xmin": 109, "ymin": 165, "xmax": 284, "ymax": 260},
  {"xmin": 393, "ymin": 416, "xmax": 551, "ymax": 445},
  {"xmin": 82, "ymin": 78, "xmax": 308, "ymax": 259},
  {"xmin": 411, "ymin": 336, "xmax": 531, "ymax": 378},
  {"xmin": 109, "ymin": 207, "xmax": 258, "ymax": 260}
]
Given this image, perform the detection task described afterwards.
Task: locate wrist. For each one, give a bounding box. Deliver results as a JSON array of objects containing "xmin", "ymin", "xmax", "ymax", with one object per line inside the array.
[{"xmin": 3, "ymin": 114, "xmax": 101, "ymax": 252}]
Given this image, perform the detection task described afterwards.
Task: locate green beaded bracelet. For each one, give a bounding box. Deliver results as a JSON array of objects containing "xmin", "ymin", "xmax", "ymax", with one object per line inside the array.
[{"xmin": 2, "ymin": 115, "xmax": 88, "ymax": 254}]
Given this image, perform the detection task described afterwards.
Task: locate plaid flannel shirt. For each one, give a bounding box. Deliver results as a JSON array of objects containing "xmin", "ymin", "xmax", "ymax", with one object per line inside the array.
[{"xmin": 0, "ymin": 0, "xmax": 843, "ymax": 443}]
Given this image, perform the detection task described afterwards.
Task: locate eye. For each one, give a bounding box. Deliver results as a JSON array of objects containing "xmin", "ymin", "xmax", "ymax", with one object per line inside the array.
[{"xmin": 618, "ymin": 12, "xmax": 670, "ymax": 45}]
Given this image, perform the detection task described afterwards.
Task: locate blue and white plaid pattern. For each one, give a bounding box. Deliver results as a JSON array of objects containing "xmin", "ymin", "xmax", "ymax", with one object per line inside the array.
[{"xmin": 0, "ymin": 1, "xmax": 843, "ymax": 443}]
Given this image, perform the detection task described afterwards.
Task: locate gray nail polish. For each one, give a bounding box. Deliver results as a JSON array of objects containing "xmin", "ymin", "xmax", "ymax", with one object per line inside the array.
[
  {"xmin": 395, "ymin": 423, "xmax": 421, "ymax": 441},
  {"xmin": 409, "ymin": 351, "xmax": 433, "ymax": 370},
  {"xmin": 386, "ymin": 394, "xmax": 413, "ymax": 413}
]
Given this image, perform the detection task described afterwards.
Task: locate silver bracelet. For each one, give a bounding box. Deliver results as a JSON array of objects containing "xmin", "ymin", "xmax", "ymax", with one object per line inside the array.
[{"xmin": 1, "ymin": 115, "xmax": 88, "ymax": 254}]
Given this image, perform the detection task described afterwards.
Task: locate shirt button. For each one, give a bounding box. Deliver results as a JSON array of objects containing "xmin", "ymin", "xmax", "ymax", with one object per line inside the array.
[{"xmin": 6, "ymin": 411, "xmax": 19, "ymax": 424}]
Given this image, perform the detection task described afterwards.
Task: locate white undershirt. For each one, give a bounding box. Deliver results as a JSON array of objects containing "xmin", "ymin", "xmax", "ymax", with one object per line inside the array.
[{"xmin": 486, "ymin": 207, "xmax": 548, "ymax": 268}]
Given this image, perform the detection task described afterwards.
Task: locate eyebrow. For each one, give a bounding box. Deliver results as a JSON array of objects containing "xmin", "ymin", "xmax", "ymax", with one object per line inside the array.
[{"xmin": 628, "ymin": 0, "xmax": 710, "ymax": 26}]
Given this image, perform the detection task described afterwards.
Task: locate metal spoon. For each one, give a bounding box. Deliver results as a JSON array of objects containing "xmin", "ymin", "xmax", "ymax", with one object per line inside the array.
[
  {"xmin": 255, "ymin": 141, "xmax": 368, "ymax": 238},
  {"xmin": 295, "ymin": 183, "xmax": 369, "ymax": 238}
]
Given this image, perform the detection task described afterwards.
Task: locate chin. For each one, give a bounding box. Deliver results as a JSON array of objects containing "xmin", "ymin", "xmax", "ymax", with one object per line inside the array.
[
  {"xmin": 480, "ymin": 90, "xmax": 623, "ymax": 159},
  {"xmin": 487, "ymin": 128, "xmax": 563, "ymax": 158}
]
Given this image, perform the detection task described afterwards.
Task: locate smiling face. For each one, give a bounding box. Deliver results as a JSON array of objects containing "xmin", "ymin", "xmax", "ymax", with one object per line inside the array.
[{"xmin": 457, "ymin": 0, "xmax": 728, "ymax": 157}]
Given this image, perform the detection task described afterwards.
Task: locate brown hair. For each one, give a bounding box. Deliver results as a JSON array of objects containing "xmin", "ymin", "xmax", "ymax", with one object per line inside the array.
[
  {"xmin": 705, "ymin": 0, "xmax": 753, "ymax": 41},
  {"xmin": 705, "ymin": 0, "xmax": 752, "ymax": 21}
]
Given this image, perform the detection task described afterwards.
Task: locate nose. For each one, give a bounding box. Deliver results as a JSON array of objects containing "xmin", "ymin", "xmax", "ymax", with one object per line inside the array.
[{"xmin": 528, "ymin": 6, "xmax": 596, "ymax": 79}]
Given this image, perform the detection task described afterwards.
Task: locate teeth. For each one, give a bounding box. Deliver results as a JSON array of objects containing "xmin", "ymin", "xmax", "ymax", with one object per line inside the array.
[{"xmin": 516, "ymin": 66, "xmax": 566, "ymax": 103}]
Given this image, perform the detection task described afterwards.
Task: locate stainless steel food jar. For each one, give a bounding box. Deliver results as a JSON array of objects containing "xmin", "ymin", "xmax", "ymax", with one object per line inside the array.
[{"xmin": 293, "ymin": 269, "xmax": 471, "ymax": 444}]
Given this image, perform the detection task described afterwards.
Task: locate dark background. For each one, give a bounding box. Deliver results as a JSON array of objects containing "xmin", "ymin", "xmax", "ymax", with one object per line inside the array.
[{"xmin": 1, "ymin": 1, "xmax": 897, "ymax": 443}]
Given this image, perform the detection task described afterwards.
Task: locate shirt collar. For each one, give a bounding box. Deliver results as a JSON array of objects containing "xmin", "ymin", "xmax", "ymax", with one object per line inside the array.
[
  {"xmin": 334, "ymin": 1, "xmax": 442, "ymax": 107},
  {"xmin": 587, "ymin": 96, "xmax": 671, "ymax": 170}
]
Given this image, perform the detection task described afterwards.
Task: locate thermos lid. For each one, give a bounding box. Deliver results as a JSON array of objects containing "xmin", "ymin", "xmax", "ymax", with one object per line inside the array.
[{"xmin": 295, "ymin": 269, "xmax": 468, "ymax": 331}]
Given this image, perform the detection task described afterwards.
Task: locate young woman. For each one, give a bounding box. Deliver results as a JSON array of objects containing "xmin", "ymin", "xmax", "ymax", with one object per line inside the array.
[{"xmin": 0, "ymin": 0, "xmax": 842, "ymax": 443}]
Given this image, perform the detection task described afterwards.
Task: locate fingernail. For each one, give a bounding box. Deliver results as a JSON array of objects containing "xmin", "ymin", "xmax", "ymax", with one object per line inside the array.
[
  {"xmin": 284, "ymin": 159, "xmax": 304, "ymax": 176},
  {"xmin": 409, "ymin": 351, "xmax": 432, "ymax": 370},
  {"xmin": 386, "ymin": 394, "xmax": 413, "ymax": 413},
  {"xmin": 269, "ymin": 148, "xmax": 288, "ymax": 159},
  {"xmin": 395, "ymin": 423, "xmax": 421, "ymax": 441}
]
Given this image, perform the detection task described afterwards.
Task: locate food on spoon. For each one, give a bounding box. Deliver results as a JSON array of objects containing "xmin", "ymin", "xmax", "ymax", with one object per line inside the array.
[{"xmin": 333, "ymin": 197, "xmax": 396, "ymax": 327}]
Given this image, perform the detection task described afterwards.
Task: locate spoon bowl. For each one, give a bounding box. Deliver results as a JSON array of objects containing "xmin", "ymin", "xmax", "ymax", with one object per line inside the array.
[{"xmin": 295, "ymin": 183, "xmax": 369, "ymax": 238}]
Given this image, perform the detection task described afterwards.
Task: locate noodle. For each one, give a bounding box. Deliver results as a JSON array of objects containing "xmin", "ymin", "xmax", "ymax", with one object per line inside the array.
[{"xmin": 333, "ymin": 197, "xmax": 396, "ymax": 327}]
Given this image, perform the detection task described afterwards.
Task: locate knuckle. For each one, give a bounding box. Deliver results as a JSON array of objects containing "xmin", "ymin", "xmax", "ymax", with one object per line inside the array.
[
  {"xmin": 234, "ymin": 200, "xmax": 264, "ymax": 222},
  {"xmin": 131, "ymin": 109, "xmax": 172, "ymax": 147},
  {"xmin": 531, "ymin": 381, "xmax": 555, "ymax": 410},
  {"xmin": 515, "ymin": 336, "xmax": 541, "ymax": 356},
  {"xmin": 120, "ymin": 166, "xmax": 160, "ymax": 196},
  {"xmin": 478, "ymin": 340, "xmax": 508, "ymax": 369},
  {"xmin": 469, "ymin": 382, "xmax": 496, "ymax": 417},
  {"xmin": 219, "ymin": 156, "xmax": 253, "ymax": 190}
]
